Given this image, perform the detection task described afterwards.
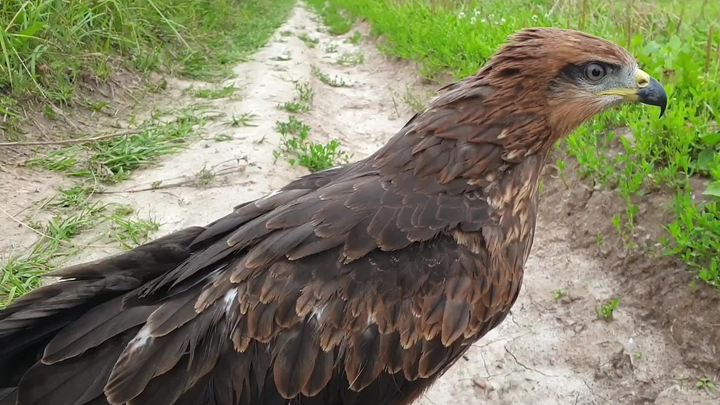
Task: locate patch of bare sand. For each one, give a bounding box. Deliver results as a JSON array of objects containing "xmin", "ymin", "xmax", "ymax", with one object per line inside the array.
[
  {"xmin": 1, "ymin": 3, "xmax": 717, "ymax": 405},
  {"xmin": 0, "ymin": 167, "xmax": 70, "ymax": 258}
]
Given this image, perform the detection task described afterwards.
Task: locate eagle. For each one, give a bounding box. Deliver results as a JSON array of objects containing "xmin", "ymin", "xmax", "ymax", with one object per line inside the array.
[{"xmin": 0, "ymin": 28, "xmax": 666, "ymax": 405}]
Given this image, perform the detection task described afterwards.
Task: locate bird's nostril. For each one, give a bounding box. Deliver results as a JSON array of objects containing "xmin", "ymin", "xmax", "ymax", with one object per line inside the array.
[{"xmin": 637, "ymin": 78, "xmax": 649, "ymax": 88}]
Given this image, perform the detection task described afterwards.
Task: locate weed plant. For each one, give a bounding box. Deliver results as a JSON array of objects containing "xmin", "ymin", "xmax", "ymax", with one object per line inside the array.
[{"xmin": 274, "ymin": 116, "xmax": 350, "ymax": 172}]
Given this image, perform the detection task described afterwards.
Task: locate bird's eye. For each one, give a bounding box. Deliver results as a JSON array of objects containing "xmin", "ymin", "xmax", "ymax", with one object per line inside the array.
[{"xmin": 584, "ymin": 63, "xmax": 606, "ymax": 81}]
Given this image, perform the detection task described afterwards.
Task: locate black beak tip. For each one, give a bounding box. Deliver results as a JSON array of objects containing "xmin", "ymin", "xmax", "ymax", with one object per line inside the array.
[{"xmin": 638, "ymin": 76, "xmax": 668, "ymax": 119}]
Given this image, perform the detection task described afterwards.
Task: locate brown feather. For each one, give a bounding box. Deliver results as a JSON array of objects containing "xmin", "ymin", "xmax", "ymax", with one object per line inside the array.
[
  {"xmin": 295, "ymin": 289, "xmax": 317, "ymax": 318},
  {"xmin": 244, "ymin": 224, "xmax": 314, "ymax": 268},
  {"xmin": 380, "ymin": 331, "xmax": 404, "ymax": 374},
  {"xmin": 287, "ymin": 234, "xmax": 346, "ymax": 260},
  {"xmin": 401, "ymin": 341, "xmax": 421, "ymax": 381},
  {"xmin": 319, "ymin": 326, "xmax": 344, "ymax": 352},
  {"xmin": 342, "ymin": 217, "xmax": 377, "ymax": 263},
  {"xmin": 247, "ymin": 302, "xmax": 277, "ymax": 342},
  {"xmin": 450, "ymin": 276, "xmax": 473, "ymax": 299},
  {"xmin": 126, "ymin": 355, "xmax": 191, "ymax": 405},
  {"xmin": 420, "ymin": 292, "xmax": 445, "ymax": 326},
  {"xmin": 418, "ymin": 338, "xmax": 451, "ymax": 378},
  {"xmin": 441, "ymin": 298, "xmax": 472, "ymax": 345},
  {"xmin": 144, "ymin": 289, "xmax": 201, "ymax": 337},
  {"xmin": 301, "ymin": 349, "xmax": 334, "ymax": 397},
  {"xmin": 274, "ymin": 289, "xmax": 302, "ymax": 328},
  {"xmin": 345, "ymin": 325, "xmax": 383, "ymax": 391},
  {"xmin": 17, "ymin": 328, "xmax": 137, "ymax": 405},
  {"xmin": 42, "ymin": 297, "xmax": 156, "ymax": 364},
  {"xmin": 273, "ymin": 320, "xmax": 320, "ymax": 398}
]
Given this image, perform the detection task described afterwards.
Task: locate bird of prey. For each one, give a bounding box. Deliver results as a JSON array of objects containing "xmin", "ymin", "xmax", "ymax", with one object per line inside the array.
[{"xmin": 0, "ymin": 28, "xmax": 666, "ymax": 405}]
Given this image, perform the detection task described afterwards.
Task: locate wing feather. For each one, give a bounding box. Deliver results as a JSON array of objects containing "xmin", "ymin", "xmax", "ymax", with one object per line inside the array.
[
  {"xmin": 273, "ymin": 319, "xmax": 321, "ymax": 398},
  {"xmin": 17, "ymin": 328, "xmax": 138, "ymax": 405},
  {"xmin": 300, "ymin": 349, "xmax": 334, "ymax": 397},
  {"xmin": 43, "ymin": 296, "xmax": 157, "ymax": 364}
]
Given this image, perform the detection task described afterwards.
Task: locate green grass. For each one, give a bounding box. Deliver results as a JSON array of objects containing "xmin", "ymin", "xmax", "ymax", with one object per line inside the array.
[
  {"xmin": 229, "ymin": 112, "xmax": 259, "ymax": 128},
  {"xmin": 1, "ymin": 200, "xmax": 102, "ymax": 306},
  {"xmin": 391, "ymin": 85, "xmax": 432, "ymax": 112},
  {"xmin": 50, "ymin": 184, "xmax": 97, "ymax": 208},
  {"xmin": 0, "ymin": 0, "xmax": 296, "ymax": 128},
  {"xmin": 0, "ymin": 194, "xmax": 162, "ymax": 306},
  {"xmin": 298, "ymin": 32, "xmax": 320, "ymax": 48},
  {"xmin": 312, "ymin": 65, "xmax": 351, "ymax": 87},
  {"xmin": 273, "ymin": 115, "xmax": 350, "ymax": 172},
  {"xmin": 1, "ymin": 252, "xmax": 51, "ymax": 306},
  {"xmin": 347, "ymin": 31, "xmax": 363, "ymax": 45},
  {"xmin": 195, "ymin": 165, "xmax": 217, "ymax": 186},
  {"xmin": 696, "ymin": 377, "xmax": 718, "ymax": 391},
  {"xmin": 596, "ymin": 298, "xmax": 620, "ymax": 321},
  {"xmin": 319, "ymin": 0, "xmax": 720, "ymax": 289},
  {"xmin": 108, "ymin": 206, "xmax": 160, "ymax": 250},
  {"xmin": 336, "ymin": 51, "xmax": 364, "ymax": 66},
  {"xmin": 27, "ymin": 105, "xmax": 219, "ymax": 183},
  {"xmin": 278, "ymin": 80, "xmax": 315, "ymax": 113},
  {"xmin": 184, "ymin": 85, "xmax": 240, "ymax": 99},
  {"xmin": 305, "ymin": 0, "xmax": 354, "ymax": 35}
]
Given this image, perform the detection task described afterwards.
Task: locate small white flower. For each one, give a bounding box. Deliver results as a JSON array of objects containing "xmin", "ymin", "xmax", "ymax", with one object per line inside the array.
[
  {"xmin": 473, "ymin": 9, "xmax": 481, "ymax": 16},
  {"xmin": 532, "ymin": 15, "xmax": 539, "ymax": 21},
  {"xmin": 470, "ymin": 17, "xmax": 476, "ymax": 25},
  {"xmin": 501, "ymin": 18, "xmax": 506, "ymax": 24},
  {"xmin": 481, "ymin": 18, "xmax": 487, "ymax": 23},
  {"xmin": 458, "ymin": 11, "xmax": 466, "ymax": 19},
  {"xmin": 489, "ymin": 13, "xmax": 494, "ymax": 18}
]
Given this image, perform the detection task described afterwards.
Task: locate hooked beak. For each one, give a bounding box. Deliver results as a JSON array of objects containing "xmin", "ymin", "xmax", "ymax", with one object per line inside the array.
[
  {"xmin": 635, "ymin": 69, "xmax": 667, "ymax": 118},
  {"xmin": 599, "ymin": 69, "xmax": 668, "ymax": 118}
]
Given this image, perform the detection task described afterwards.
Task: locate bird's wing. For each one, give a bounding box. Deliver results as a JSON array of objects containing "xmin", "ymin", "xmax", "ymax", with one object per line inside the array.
[{"xmin": 1, "ymin": 78, "xmax": 536, "ymax": 405}]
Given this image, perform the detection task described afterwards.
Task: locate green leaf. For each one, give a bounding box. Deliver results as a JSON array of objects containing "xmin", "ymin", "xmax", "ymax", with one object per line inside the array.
[
  {"xmin": 630, "ymin": 34, "xmax": 644, "ymax": 49},
  {"xmin": 0, "ymin": 106, "xmax": 21, "ymax": 118},
  {"xmin": 10, "ymin": 22, "xmax": 46, "ymax": 49},
  {"xmin": 700, "ymin": 132, "xmax": 720, "ymax": 146},
  {"xmin": 697, "ymin": 149, "xmax": 716, "ymax": 170},
  {"xmin": 641, "ymin": 40, "xmax": 661, "ymax": 55},
  {"xmin": 19, "ymin": 22, "xmax": 46, "ymax": 38},
  {"xmin": 703, "ymin": 181, "xmax": 720, "ymax": 198},
  {"xmin": 668, "ymin": 35, "xmax": 682, "ymax": 51}
]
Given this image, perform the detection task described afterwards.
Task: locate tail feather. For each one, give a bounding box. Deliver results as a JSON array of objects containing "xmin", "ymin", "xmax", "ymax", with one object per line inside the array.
[
  {"xmin": 15, "ymin": 328, "xmax": 139, "ymax": 405},
  {"xmin": 0, "ymin": 226, "xmax": 205, "ymax": 390},
  {"xmin": 42, "ymin": 296, "xmax": 158, "ymax": 364},
  {"xmin": 0, "ymin": 388, "xmax": 16, "ymax": 405}
]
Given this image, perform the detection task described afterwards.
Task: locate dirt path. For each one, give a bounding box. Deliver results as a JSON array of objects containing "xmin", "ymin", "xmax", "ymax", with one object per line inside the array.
[{"xmin": 1, "ymin": 3, "xmax": 717, "ymax": 404}]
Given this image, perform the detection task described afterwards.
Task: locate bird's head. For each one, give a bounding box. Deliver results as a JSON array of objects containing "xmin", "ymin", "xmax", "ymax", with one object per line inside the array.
[
  {"xmin": 373, "ymin": 28, "xmax": 668, "ymax": 185},
  {"xmin": 480, "ymin": 27, "xmax": 667, "ymax": 143}
]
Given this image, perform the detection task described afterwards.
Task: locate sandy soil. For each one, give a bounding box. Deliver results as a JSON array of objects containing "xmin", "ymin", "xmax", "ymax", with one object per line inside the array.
[{"xmin": 0, "ymin": 3, "xmax": 718, "ymax": 404}]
